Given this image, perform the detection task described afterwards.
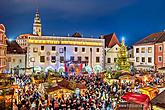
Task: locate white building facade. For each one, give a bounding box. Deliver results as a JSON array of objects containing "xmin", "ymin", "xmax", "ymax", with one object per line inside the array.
[
  {"xmin": 26, "ymin": 36, "xmax": 105, "ymax": 74},
  {"xmin": 133, "ymin": 45, "xmax": 155, "ymax": 70},
  {"xmin": 105, "ymin": 44, "xmax": 120, "ymax": 70}
]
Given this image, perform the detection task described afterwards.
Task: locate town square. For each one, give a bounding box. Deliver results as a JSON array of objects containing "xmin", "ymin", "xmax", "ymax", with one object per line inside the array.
[{"xmin": 0, "ymin": 0, "xmax": 165, "ymax": 110}]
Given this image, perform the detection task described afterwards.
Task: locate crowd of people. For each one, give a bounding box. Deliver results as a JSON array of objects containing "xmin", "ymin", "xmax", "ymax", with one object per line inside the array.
[{"xmin": 11, "ymin": 71, "xmax": 164, "ymax": 110}]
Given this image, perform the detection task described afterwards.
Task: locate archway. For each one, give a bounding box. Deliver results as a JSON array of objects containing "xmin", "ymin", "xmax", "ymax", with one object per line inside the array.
[
  {"xmin": 93, "ymin": 65, "xmax": 102, "ymax": 73},
  {"xmin": 85, "ymin": 65, "xmax": 92, "ymax": 74},
  {"xmin": 58, "ymin": 66, "xmax": 65, "ymax": 74},
  {"xmin": 34, "ymin": 66, "xmax": 42, "ymax": 73},
  {"xmin": 45, "ymin": 66, "xmax": 55, "ymax": 73}
]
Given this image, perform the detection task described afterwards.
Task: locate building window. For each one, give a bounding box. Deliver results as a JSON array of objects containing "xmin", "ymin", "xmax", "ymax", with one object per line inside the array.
[
  {"xmin": 59, "ymin": 48, "xmax": 63, "ymax": 53},
  {"xmin": 52, "ymin": 46, "xmax": 56, "ymax": 51},
  {"xmin": 114, "ymin": 58, "xmax": 117, "ymax": 63},
  {"xmin": 85, "ymin": 57, "xmax": 89, "ymax": 61},
  {"xmin": 142, "ymin": 57, "xmax": 145, "ymax": 62},
  {"xmin": 70, "ymin": 56, "xmax": 74, "ymax": 61},
  {"xmin": 8, "ymin": 57, "xmax": 11, "ymax": 62},
  {"xmin": 51, "ymin": 56, "xmax": 56, "ymax": 63},
  {"xmin": 75, "ymin": 47, "xmax": 78, "ymax": 52},
  {"xmin": 82, "ymin": 47, "xmax": 85, "ymax": 52},
  {"xmin": 107, "ymin": 58, "xmax": 111, "ymax": 63},
  {"xmin": 158, "ymin": 56, "xmax": 162, "ymax": 62},
  {"xmin": 96, "ymin": 57, "xmax": 100, "ymax": 63},
  {"xmin": 41, "ymin": 46, "xmax": 44, "ymax": 51},
  {"xmin": 148, "ymin": 57, "xmax": 152, "ymax": 63},
  {"xmin": 141, "ymin": 48, "xmax": 145, "ymax": 53},
  {"xmin": 136, "ymin": 57, "xmax": 139, "ymax": 62},
  {"xmin": 148, "ymin": 47, "xmax": 152, "ymax": 53},
  {"xmin": 19, "ymin": 59, "xmax": 22, "ymax": 63},
  {"xmin": 13, "ymin": 59, "xmax": 15, "ymax": 63},
  {"xmin": 78, "ymin": 56, "xmax": 81, "ymax": 62},
  {"xmin": 136, "ymin": 48, "xmax": 139, "ymax": 53},
  {"xmin": 40, "ymin": 56, "xmax": 45, "ymax": 63},
  {"xmin": 116, "ymin": 48, "xmax": 118, "ymax": 50},
  {"xmin": 60, "ymin": 56, "xmax": 64, "ymax": 63},
  {"xmin": 96, "ymin": 48, "xmax": 99, "ymax": 52},
  {"xmin": 159, "ymin": 46, "xmax": 162, "ymax": 52},
  {"xmin": 33, "ymin": 48, "xmax": 38, "ymax": 52}
]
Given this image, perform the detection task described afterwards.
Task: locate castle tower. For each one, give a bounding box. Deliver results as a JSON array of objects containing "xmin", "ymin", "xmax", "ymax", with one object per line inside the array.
[{"xmin": 33, "ymin": 9, "xmax": 42, "ymax": 36}]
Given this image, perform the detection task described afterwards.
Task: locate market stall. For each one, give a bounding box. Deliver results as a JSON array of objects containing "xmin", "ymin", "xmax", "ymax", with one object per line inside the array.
[
  {"xmin": 121, "ymin": 92, "xmax": 150, "ymax": 110},
  {"xmin": 139, "ymin": 87, "xmax": 159, "ymax": 100}
]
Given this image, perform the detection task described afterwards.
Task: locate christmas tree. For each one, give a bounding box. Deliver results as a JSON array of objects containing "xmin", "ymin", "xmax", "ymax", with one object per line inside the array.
[{"xmin": 116, "ymin": 38, "xmax": 130, "ymax": 71}]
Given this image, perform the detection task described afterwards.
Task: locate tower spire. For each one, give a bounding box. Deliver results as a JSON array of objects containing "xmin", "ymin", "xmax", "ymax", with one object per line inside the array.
[{"xmin": 33, "ymin": 9, "xmax": 42, "ymax": 36}]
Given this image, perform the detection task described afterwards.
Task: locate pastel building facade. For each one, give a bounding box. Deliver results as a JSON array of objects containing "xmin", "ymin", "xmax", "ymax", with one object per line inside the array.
[
  {"xmin": 101, "ymin": 33, "xmax": 120, "ymax": 70},
  {"xmin": 134, "ymin": 32, "xmax": 165, "ymax": 71},
  {"xmin": 26, "ymin": 35, "xmax": 105, "ymax": 73},
  {"xmin": 6, "ymin": 40, "xmax": 26, "ymax": 74}
]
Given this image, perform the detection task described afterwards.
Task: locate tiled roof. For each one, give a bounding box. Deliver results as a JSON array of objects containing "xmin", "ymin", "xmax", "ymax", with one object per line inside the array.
[
  {"xmin": 151, "ymin": 90, "xmax": 165, "ymax": 108},
  {"xmin": 7, "ymin": 40, "xmax": 26, "ymax": 54},
  {"xmin": 101, "ymin": 33, "xmax": 120, "ymax": 48},
  {"xmin": 17, "ymin": 34, "xmax": 37, "ymax": 39},
  {"xmin": 134, "ymin": 32, "xmax": 165, "ymax": 45}
]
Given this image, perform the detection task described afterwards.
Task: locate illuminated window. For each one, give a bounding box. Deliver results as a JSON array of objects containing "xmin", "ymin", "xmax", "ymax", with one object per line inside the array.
[
  {"xmin": 51, "ymin": 56, "xmax": 56, "ymax": 63},
  {"xmin": 141, "ymin": 48, "xmax": 145, "ymax": 53},
  {"xmin": 148, "ymin": 57, "xmax": 152, "ymax": 63},
  {"xmin": 8, "ymin": 57, "xmax": 11, "ymax": 62},
  {"xmin": 136, "ymin": 57, "xmax": 139, "ymax": 62},
  {"xmin": 136, "ymin": 48, "xmax": 139, "ymax": 53},
  {"xmin": 41, "ymin": 46, "xmax": 44, "ymax": 51},
  {"xmin": 33, "ymin": 47, "xmax": 38, "ymax": 52},
  {"xmin": 142, "ymin": 57, "xmax": 145, "ymax": 62},
  {"xmin": 96, "ymin": 57, "xmax": 100, "ymax": 63},
  {"xmin": 96, "ymin": 48, "xmax": 99, "ymax": 52},
  {"xmin": 107, "ymin": 58, "xmax": 111, "ymax": 63},
  {"xmin": 148, "ymin": 47, "xmax": 152, "ymax": 53},
  {"xmin": 40, "ymin": 56, "xmax": 45, "ymax": 63},
  {"xmin": 82, "ymin": 47, "xmax": 85, "ymax": 52},
  {"xmin": 13, "ymin": 59, "xmax": 15, "ymax": 63},
  {"xmin": 52, "ymin": 46, "xmax": 56, "ymax": 51},
  {"xmin": 59, "ymin": 48, "xmax": 63, "ymax": 53},
  {"xmin": 75, "ymin": 47, "xmax": 78, "ymax": 52}
]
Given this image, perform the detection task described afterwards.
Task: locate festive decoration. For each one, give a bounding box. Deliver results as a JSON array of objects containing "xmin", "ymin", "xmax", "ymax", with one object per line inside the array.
[
  {"xmin": 116, "ymin": 38, "xmax": 130, "ymax": 71},
  {"xmin": 85, "ymin": 65, "xmax": 92, "ymax": 73},
  {"xmin": 93, "ymin": 65, "xmax": 102, "ymax": 73}
]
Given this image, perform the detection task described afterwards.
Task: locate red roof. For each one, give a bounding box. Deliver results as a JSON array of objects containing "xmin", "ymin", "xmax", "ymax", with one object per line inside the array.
[
  {"xmin": 134, "ymin": 32, "xmax": 165, "ymax": 45},
  {"xmin": 0, "ymin": 24, "xmax": 5, "ymax": 33},
  {"xmin": 17, "ymin": 34, "xmax": 38, "ymax": 39},
  {"xmin": 121, "ymin": 92, "xmax": 150, "ymax": 109},
  {"xmin": 101, "ymin": 33, "xmax": 120, "ymax": 48}
]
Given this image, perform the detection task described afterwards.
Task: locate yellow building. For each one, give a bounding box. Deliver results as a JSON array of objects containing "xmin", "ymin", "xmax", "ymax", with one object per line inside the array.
[{"xmin": 0, "ymin": 24, "xmax": 7, "ymax": 73}]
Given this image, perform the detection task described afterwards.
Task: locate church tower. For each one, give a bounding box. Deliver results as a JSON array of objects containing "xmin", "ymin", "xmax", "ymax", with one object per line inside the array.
[{"xmin": 33, "ymin": 9, "xmax": 42, "ymax": 36}]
